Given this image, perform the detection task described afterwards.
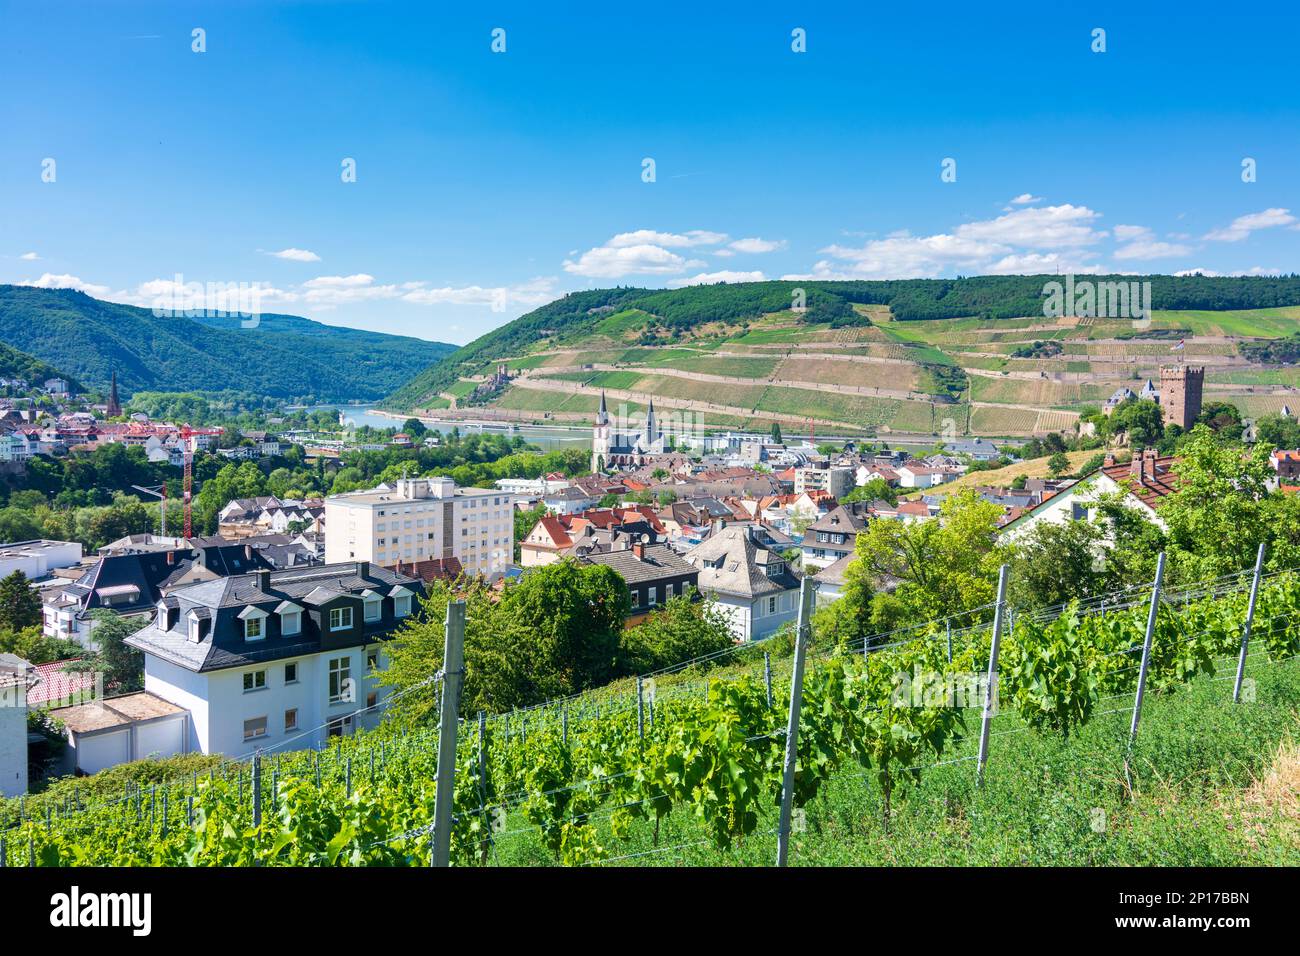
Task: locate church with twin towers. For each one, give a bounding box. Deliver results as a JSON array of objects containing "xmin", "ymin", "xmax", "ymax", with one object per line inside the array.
[{"xmin": 591, "ymin": 390, "xmax": 669, "ymax": 472}]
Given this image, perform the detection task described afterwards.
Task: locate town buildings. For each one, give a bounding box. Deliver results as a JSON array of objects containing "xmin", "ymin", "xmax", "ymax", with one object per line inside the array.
[
  {"xmin": 324, "ymin": 477, "xmax": 515, "ymax": 579},
  {"xmin": 578, "ymin": 539, "xmax": 699, "ymax": 626},
  {"xmin": 0, "ymin": 539, "xmax": 83, "ymax": 581},
  {"xmin": 800, "ymin": 502, "xmax": 872, "ymax": 571}
]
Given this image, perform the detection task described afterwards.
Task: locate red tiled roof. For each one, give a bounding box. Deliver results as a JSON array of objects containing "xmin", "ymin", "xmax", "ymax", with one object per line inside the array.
[
  {"xmin": 29, "ymin": 660, "xmax": 97, "ymax": 707},
  {"xmin": 1102, "ymin": 453, "xmax": 1180, "ymax": 510}
]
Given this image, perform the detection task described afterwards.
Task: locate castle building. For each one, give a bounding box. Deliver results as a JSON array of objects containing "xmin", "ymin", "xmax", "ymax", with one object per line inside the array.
[
  {"xmin": 1158, "ymin": 365, "xmax": 1204, "ymax": 431},
  {"xmin": 591, "ymin": 391, "xmax": 668, "ymax": 472}
]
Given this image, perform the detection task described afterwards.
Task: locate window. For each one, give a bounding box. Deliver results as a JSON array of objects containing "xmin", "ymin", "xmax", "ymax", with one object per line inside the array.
[
  {"xmin": 244, "ymin": 617, "xmax": 263, "ymax": 641},
  {"xmin": 363, "ymin": 597, "xmax": 382, "ymax": 623},
  {"xmin": 366, "ymin": 692, "xmax": 377, "ymax": 710},
  {"xmin": 648, "ymin": 586, "xmax": 658, "ymax": 606},
  {"xmin": 281, "ymin": 610, "xmax": 301, "ymax": 637},
  {"xmin": 243, "ymin": 716, "xmax": 267, "ymax": 741},
  {"xmin": 768, "ymin": 596, "xmax": 778, "ymax": 615},
  {"xmin": 394, "ymin": 594, "xmax": 412, "ymax": 618},
  {"xmin": 189, "ymin": 617, "xmax": 202, "ymax": 642},
  {"xmin": 329, "ymin": 657, "xmax": 352, "ymax": 704},
  {"xmin": 367, "ymin": 650, "xmax": 379, "ymax": 672},
  {"xmin": 329, "ymin": 606, "xmax": 353, "ymax": 631},
  {"xmin": 243, "ymin": 670, "xmax": 266, "ymax": 693},
  {"xmin": 284, "ymin": 662, "xmax": 298, "ymax": 684},
  {"xmin": 284, "ymin": 709, "xmax": 298, "ymax": 732}
]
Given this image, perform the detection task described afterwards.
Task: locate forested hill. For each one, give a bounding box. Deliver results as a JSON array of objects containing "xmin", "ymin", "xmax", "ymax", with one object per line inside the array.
[
  {"xmin": 0, "ymin": 340, "xmax": 78, "ymax": 390},
  {"xmin": 385, "ymin": 274, "xmax": 1300, "ymax": 409},
  {"xmin": 0, "ymin": 286, "xmax": 456, "ymax": 403}
]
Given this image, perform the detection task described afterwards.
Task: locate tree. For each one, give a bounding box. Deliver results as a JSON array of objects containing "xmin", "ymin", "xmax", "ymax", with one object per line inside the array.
[
  {"xmin": 618, "ymin": 591, "xmax": 734, "ymax": 673},
  {"xmin": 1105, "ymin": 398, "xmax": 1164, "ymax": 449},
  {"xmin": 402, "ymin": 418, "xmax": 428, "ymax": 439},
  {"xmin": 1046, "ymin": 451, "xmax": 1070, "ymax": 478},
  {"xmin": 0, "ymin": 571, "xmax": 42, "ymax": 633},
  {"xmin": 841, "ymin": 477, "xmax": 897, "ymax": 506},
  {"xmin": 1159, "ymin": 425, "xmax": 1276, "ymax": 582},
  {"xmin": 1007, "ymin": 520, "xmax": 1105, "ymax": 611},
  {"xmin": 770, "ymin": 422, "xmax": 783, "ymax": 444},
  {"xmin": 851, "ymin": 490, "xmax": 1008, "ymax": 628},
  {"xmin": 80, "ymin": 610, "xmax": 146, "ymax": 692}
]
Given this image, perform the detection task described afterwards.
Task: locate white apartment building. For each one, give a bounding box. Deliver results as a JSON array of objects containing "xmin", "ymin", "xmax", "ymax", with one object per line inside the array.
[
  {"xmin": 793, "ymin": 465, "xmax": 855, "ymax": 500},
  {"xmin": 324, "ymin": 477, "xmax": 515, "ymax": 578}
]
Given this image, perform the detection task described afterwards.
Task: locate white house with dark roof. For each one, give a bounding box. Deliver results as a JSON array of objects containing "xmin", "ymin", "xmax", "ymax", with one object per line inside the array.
[
  {"xmin": 684, "ymin": 526, "xmax": 801, "ymax": 642},
  {"xmin": 126, "ymin": 561, "xmax": 424, "ymax": 757},
  {"xmin": 0, "ymin": 654, "xmax": 35, "ymax": 797}
]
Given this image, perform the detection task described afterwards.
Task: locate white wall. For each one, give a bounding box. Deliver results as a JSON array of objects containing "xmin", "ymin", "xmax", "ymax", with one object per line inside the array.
[
  {"xmin": 0, "ymin": 684, "xmax": 27, "ymax": 797},
  {"xmin": 145, "ymin": 645, "xmax": 391, "ymax": 758},
  {"xmin": 76, "ymin": 729, "xmax": 131, "ymax": 776}
]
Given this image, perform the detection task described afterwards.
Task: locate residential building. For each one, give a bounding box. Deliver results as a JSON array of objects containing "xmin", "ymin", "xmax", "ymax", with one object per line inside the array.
[
  {"xmin": 577, "ymin": 540, "xmax": 699, "ymax": 626},
  {"xmin": 325, "ymin": 477, "xmax": 515, "ymax": 579},
  {"xmin": 1001, "ymin": 449, "xmax": 1177, "ymax": 540},
  {"xmin": 126, "ymin": 562, "xmax": 423, "ymax": 757},
  {"xmin": 685, "ymin": 526, "xmax": 802, "ymax": 642},
  {"xmin": 800, "ymin": 503, "xmax": 871, "ymax": 571},
  {"xmin": 0, "ymin": 654, "xmax": 34, "ymax": 796},
  {"xmin": 793, "ymin": 465, "xmax": 855, "ymax": 499},
  {"xmin": 1271, "ymin": 449, "xmax": 1300, "ymax": 482},
  {"xmin": 0, "ymin": 539, "xmax": 83, "ymax": 580}
]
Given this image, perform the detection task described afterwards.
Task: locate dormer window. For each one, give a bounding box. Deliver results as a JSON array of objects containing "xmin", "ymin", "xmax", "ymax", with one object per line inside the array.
[
  {"xmin": 274, "ymin": 600, "xmax": 303, "ymax": 638},
  {"xmin": 238, "ymin": 606, "xmax": 269, "ymax": 642},
  {"xmin": 329, "ymin": 606, "xmax": 353, "ymax": 632},
  {"xmin": 390, "ymin": 585, "xmax": 414, "ymax": 619},
  {"xmin": 362, "ymin": 590, "xmax": 383, "ymax": 624}
]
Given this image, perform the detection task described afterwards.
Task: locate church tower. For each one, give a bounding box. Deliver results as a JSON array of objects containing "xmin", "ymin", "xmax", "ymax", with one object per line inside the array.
[
  {"xmin": 106, "ymin": 370, "xmax": 122, "ymax": 418},
  {"xmin": 642, "ymin": 397, "xmax": 658, "ymax": 446},
  {"xmin": 591, "ymin": 390, "xmax": 611, "ymax": 472}
]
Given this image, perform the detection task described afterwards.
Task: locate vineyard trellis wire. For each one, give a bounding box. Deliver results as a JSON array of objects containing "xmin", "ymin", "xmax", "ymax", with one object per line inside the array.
[{"xmin": 4, "ymin": 547, "xmax": 1300, "ymax": 867}]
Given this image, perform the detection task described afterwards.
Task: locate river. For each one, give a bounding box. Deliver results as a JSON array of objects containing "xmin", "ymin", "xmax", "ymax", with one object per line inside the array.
[{"xmin": 298, "ymin": 404, "xmax": 593, "ymax": 452}]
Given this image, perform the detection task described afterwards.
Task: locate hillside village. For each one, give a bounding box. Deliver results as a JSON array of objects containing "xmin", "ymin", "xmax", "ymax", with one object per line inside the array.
[{"xmin": 3, "ymin": 334, "xmax": 1300, "ymax": 802}]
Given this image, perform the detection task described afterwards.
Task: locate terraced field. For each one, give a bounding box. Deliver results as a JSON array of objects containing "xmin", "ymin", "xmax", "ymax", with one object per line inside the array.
[{"xmin": 434, "ymin": 301, "xmax": 1298, "ymax": 439}]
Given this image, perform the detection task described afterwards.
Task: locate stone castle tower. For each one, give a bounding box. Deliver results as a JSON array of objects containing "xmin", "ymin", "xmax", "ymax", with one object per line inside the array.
[{"xmin": 1159, "ymin": 364, "xmax": 1204, "ymax": 431}]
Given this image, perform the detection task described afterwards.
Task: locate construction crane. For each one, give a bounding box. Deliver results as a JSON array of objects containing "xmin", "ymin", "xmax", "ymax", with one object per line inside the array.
[
  {"xmin": 180, "ymin": 425, "xmax": 195, "ymax": 539},
  {"xmin": 131, "ymin": 484, "xmax": 168, "ymax": 536}
]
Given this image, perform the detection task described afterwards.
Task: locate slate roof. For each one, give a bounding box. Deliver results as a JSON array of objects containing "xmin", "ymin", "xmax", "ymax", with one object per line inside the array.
[
  {"xmin": 126, "ymin": 562, "xmax": 424, "ymax": 674},
  {"xmin": 685, "ymin": 527, "xmax": 801, "ymax": 599},
  {"xmin": 579, "ymin": 543, "xmax": 697, "ymax": 586}
]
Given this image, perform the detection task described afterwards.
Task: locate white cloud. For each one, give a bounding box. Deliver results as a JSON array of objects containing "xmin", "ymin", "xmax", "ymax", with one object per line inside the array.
[
  {"xmin": 564, "ymin": 244, "xmax": 696, "ymax": 278},
  {"xmin": 19, "ymin": 252, "xmax": 40, "ymax": 261},
  {"xmin": 1009, "ymin": 193, "xmax": 1042, "ymax": 205},
  {"xmin": 953, "ymin": 204, "xmax": 1104, "ymax": 249},
  {"xmin": 985, "ymin": 253, "xmax": 1106, "ymax": 275},
  {"xmin": 728, "ymin": 237, "xmax": 786, "ymax": 254},
  {"xmin": 605, "ymin": 229, "xmax": 727, "ymax": 249},
  {"xmin": 1113, "ymin": 240, "xmax": 1194, "ymax": 261},
  {"xmin": 1203, "ymin": 208, "xmax": 1296, "ymax": 242},
  {"xmin": 267, "ymin": 247, "xmax": 321, "ymax": 262},
  {"xmin": 1174, "ymin": 266, "xmax": 1283, "ymax": 277},
  {"xmin": 811, "ymin": 233, "xmax": 1004, "ymax": 279},
  {"xmin": 18, "ymin": 273, "xmax": 111, "ymax": 296},
  {"xmin": 666, "ymin": 270, "xmax": 766, "ymax": 288},
  {"xmin": 1112, "ymin": 224, "xmax": 1153, "ymax": 241}
]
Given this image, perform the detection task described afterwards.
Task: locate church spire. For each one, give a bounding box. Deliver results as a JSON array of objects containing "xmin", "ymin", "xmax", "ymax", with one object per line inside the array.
[
  {"xmin": 597, "ymin": 389, "xmax": 609, "ymax": 424},
  {"xmin": 106, "ymin": 370, "xmax": 122, "ymax": 418}
]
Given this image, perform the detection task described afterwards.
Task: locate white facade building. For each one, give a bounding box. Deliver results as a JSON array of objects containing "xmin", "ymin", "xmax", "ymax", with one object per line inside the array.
[
  {"xmin": 0, "ymin": 539, "xmax": 83, "ymax": 580},
  {"xmin": 0, "ymin": 655, "xmax": 32, "ymax": 797},
  {"xmin": 325, "ymin": 477, "xmax": 515, "ymax": 579}
]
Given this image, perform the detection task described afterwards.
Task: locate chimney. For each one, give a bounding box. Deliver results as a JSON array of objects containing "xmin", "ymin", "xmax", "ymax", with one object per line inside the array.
[
  {"xmin": 166, "ymin": 551, "xmax": 175, "ymax": 565},
  {"xmin": 245, "ymin": 544, "xmax": 254, "ymax": 561},
  {"xmin": 632, "ymin": 541, "xmax": 644, "ymax": 560},
  {"xmin": 1130, "ymin": 452, "xmax": 1143, "ymax": 480},
  {"xmin": 1103, "ymin": 453, "xmax": 1115, "ymax": 468},
  {"xmin": 257, "ymin": 569, "xmax": 271, "ymax": 591},
  {"xmin": 357, "ymin": 560, "xmax": 370, "ymax": 579}
]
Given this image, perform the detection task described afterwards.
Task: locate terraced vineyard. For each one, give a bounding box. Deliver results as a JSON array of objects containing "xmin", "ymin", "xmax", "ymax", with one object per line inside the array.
[{"xmin": 390, "ymin": 280, "xmax": 1300, "ymax": 439}]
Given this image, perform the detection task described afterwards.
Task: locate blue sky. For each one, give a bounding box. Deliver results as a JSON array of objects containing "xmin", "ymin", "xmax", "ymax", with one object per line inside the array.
[{"xmin": 2, "ymin": 0, "xmax": 1298, "ymax": 345}]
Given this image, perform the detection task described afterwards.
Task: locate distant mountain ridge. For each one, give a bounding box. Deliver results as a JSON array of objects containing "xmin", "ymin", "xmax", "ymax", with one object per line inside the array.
[
  {"xmin": 0, "ymin": 340, "xmax": 77, "ymax": 390},
  {"xmin": 0, "ymin": 285, "xmax": 456, "ymax": 403}
]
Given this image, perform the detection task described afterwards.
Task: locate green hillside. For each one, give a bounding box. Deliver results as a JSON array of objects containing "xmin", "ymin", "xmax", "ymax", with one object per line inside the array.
[
  {"xmin": 385, "ymin": 276, "xmax": 1300, "ymax": 438},
  {"xmin": 0, "ymin": 340, "xmax": 78, "ymax": 391},
  {"xmin": 0, "ymin": 285, "xmax": 455, "ymax": 403}
]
